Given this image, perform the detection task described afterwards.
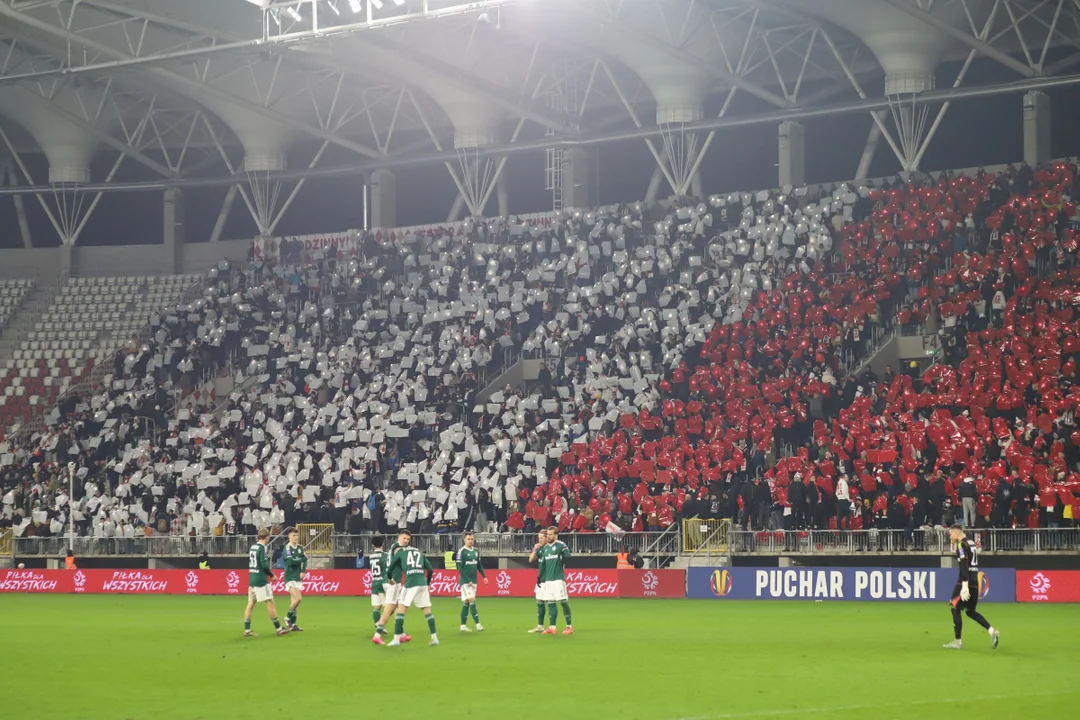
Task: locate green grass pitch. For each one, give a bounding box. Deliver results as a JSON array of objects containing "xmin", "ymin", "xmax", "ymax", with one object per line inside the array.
[{"xmin": 2, "ymin": 595, "xmax": 1077, "ymax": 720}]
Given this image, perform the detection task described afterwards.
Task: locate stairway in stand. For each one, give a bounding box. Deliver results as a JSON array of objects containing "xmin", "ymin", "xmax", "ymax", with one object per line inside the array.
[{"xmin": 0, "ymin": 274, "xmax": 65, "ymax": 440}]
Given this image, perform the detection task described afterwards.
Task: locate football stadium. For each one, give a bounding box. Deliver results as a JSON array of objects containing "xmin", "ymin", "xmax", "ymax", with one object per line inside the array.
[{"xmin": 1, "ymin": 1, "xmax": 1080, "ymax": 719}]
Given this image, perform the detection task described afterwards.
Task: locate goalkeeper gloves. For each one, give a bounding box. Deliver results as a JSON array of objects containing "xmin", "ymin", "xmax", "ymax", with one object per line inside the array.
[{"xmin": 960, "ymin": 581, "xmax": 971, "ymax": 601}]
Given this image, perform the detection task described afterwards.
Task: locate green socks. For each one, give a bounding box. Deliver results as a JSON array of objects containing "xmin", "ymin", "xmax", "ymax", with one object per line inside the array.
[
  {"xmin": 286, "ymin": 610, "xmax": 296, "ymax": 625},
  {"xmin": 470, "ymin": 604, "xmax": 480, "ymax": 623},
  {"xmin": 394, "ymin": 613, "xmax": 405, "ymax": 636},
  {"xmin": 426, "ymin": 613, "xmax": 437, "ymax": 634},
  {"xmin": 461, "ymin": 604, "xmax": 469, "ymax": 624},
  {"xmin": 372, "ymin": 610, "xmax": 381, "ymax": 626},
  {"xmin": 547, "ymin": 602, "xmax": 557, "ymax": 626},
  {"xmin": 272, "ymin": 617, "xmax": 281, "ymax": 629},
  {"xmin": 537, "ymin": 601, "xmax": 546, "ymax": 626},
  {"xmin": 244, "ymin": 620, "xmax": 251, "ymax": 631},
  {"xmin": 560, "ymin": 601, "xmax": 572, "ymax": 626}
]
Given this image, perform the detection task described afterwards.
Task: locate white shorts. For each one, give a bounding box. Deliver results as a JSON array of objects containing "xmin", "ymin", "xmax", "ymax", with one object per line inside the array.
[
  {"xmin": 540, "ymin": 580, "xmax": 568, "ymax": 602},
  {"xmin": 399, "ymin": 585, "xmax": 432, "ymax": 609},
  {"xmin": 371, "ymin": 592, "xmax": 385, "ymax": 607},
  {"xmin": 535, "ymin": 583, "xmax": 544, "ymax": 601},
  {"xmin": 383, "ymin": 583, "xmax": 400, "ymax": 606},
  {"xmin": 460, "ymin": 583, "xmax": 477, "ymax": 602},
  {"xmin": 285, "ymin": 581, "xmax": 303, "ymax": 592},
  {"xmin": 248, "ymin": 584, "xmax": 273, "ymax": 603}
]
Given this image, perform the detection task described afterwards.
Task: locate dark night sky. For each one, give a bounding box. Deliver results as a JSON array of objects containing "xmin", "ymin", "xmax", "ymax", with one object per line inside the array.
[{"xmin": 3, "ymin": 55, "xmax": 1080, "ymax": 249}]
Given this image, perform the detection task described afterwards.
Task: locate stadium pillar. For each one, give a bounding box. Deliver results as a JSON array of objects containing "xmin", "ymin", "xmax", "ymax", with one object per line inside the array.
[
  {"xmin": 59, "ymin": 244, "xmax": 73, "ymax": 279},
  {"xmin": 778, "ymin": 121, "xmax": 805, "ymax": 188},
  {"xmin": 562, "ymin": 147, "xmax": 594, "ymax": 210},
  {"xmin": 496, "ymin": 172, "xmax": 509, "ymax": 217},
  {"xmin": 164, "ymin": 188, "xmax": 185, "ymax": 273},
  {"xmin": 370, "ymin": 168, "xmax": 396, "ymax": 230},
  {"xmin": 1023, "ymin": 91, "xmax": 1051, "ymax": 168}
]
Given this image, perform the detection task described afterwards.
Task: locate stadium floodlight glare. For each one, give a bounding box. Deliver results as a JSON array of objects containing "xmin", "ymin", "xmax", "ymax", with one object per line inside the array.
[
  {"xmin": 347, "ymin": 0, "xmax": 362, "ymax": 12},
  {"xmin": 285, "ymin": 5, "xmax": 303, "ymax": 22},
  {"xmin": 371, "ymin": 0, "xmax": 383, "ymax": 9},
  {"xmin": 392, "ymin": 0, "xmax": 405, "ymax": 5}
]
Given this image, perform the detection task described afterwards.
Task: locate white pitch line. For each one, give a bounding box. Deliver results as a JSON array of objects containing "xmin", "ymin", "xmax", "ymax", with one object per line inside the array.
[{"xmin": 674, "ymin": 690, "xmax": 1078, "ymax": 720}]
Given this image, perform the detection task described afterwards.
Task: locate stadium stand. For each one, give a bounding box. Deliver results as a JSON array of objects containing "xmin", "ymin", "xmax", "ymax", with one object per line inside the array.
[
  {"xmin": 2, "ymin": 163, "xmax": 1080, "ymax": 547},
  {"xmin": 0, "ymin": 274, "xmax": 203, "ymax": 441},
  {"xmin": 0, "ymin": 278, "xmax": 34, "ymax": 330}
]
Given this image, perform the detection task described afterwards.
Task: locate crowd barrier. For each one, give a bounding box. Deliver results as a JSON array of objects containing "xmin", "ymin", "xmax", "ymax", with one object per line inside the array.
[
  {"xmin": 2, "ymin": 568, "xmax": 1077, "ymax": 602},
  {"xmin": 0, "ymin": 568, "xmax": 625, "ymax": 598}
]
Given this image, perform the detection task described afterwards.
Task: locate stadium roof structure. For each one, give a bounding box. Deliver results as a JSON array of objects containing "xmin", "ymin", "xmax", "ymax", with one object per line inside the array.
[{"xmin": 2, "ymin": 0, "xmax": 1080, "ymax": 243}]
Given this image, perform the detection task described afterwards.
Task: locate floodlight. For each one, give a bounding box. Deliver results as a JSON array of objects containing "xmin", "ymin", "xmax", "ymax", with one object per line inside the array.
[
  {"xmin": 392, "ymin": 0, "xmax": 405, "ymax": 5},
  {"xmin": 285, "ymin": 6, "xmax": 303, "ymax": 21},
  {"xmin": 348, "ymin": 0, "xmax": 362, "ymax": 12},
  {"xmin": 371, "ymin": 0, "xmax": 384, "ymax": 9}
]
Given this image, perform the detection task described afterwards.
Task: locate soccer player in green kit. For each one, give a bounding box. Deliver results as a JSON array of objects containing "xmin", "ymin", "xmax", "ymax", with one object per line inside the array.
[
  {"xmin": 244, "ymin": 528, "xmax": 288, "ymax": 637},
  {"xmin": 368, "ymin": 536, "xmax": 389, "ymax": 636},
  {"xmin": 384, "ymin": 530, "xmax": 439, "ymax": 647},
  {"xmin": 535, "ymin": 527, "xmax": 573, "ymax": 635},
  {"xmin": 372, "ymin": 534, "xmax": 410, "ymax": 645},
  {"xmin": 455, "ymin": 531, "xmax": 488, "ymax": 632},
  {"xmin": 282, "ymin": 527, "xmax": 307, "ymax": 632},
  {"xmin": 527, "ymin": 529, "xmax": 549, "ymax": 633}
]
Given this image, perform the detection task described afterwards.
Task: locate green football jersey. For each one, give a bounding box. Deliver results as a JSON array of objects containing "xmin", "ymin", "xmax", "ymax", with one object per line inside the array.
[
  {"xmin": 247, "ymin": 542, "xmax": 273, "ymax": 588},
  {"xmin": 386, "ymin": 546, "xmax": 433, "ymax": 588},
  {"xmin": 537, "ymin": 541, "xmax": 570, "ymax": 583},
  {"xmin": 369, "ymin": 550, "xmax": 389, "ymax": 593},
  {"xmin": 386, "ymin": 542, "xmax": 404, "ymax": 583},
  {"xmin": 282, "ymin": 543, "xmax": 307, "ymax": 583},
  {"xmin": 455, "ymin": 546, "xmax": 486, "ymax": 585}
]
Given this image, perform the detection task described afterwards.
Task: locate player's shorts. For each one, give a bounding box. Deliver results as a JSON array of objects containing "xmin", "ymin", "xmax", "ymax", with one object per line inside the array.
[
  {"xmin": 535, "ymin": 582, "xmax": 543, "ymax": 601},
  {"xmin": 460, "ymin": 582, "xmax": 477, "ymax": 602},
  {"xmin": 399, "ymin": 585, "xmax": 432, "ymax": 609},
  {"xmin": 383, "ymin": 583, "xmax": 401, "ymax": 606},
  {"xmin": 285, "ymin": 581, "xmax": 303, "ymax": 592},
  {"xmin": 248, "ymin": 584, "xmax": 273, "ymax": 603},
  {"xmin": 539, "ymin": 580, "xmax": 568, "ymax": 602},
  {"xmin": 951, "ymin": 582, "xmax": 978, "ymax": 611}
]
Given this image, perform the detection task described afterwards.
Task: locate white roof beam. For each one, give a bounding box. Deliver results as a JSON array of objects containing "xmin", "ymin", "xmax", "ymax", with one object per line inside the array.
[
  {"xmin": 362, "ymin": 35, "xmax": 576, "ymax": 134},
  {"xmin": 878, "ymin": 0, "xmax": 1038, "ymax": 78},
  {"xmin": 0, "ymin": 0, "xmax": 385, "ymax": 158},
  {"xmin": 573, "ymin": 2, "xmax": 792, "ymax": 109}
]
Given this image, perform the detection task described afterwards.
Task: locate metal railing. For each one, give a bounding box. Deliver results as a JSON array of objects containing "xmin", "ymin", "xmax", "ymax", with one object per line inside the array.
[
  {"xmin": 12, "ymin": 531, "xmax": 680, "ymax": 558},
  {"xmin": 727, "ymin": 528, "xmax": 1080, "ymax": 555}
]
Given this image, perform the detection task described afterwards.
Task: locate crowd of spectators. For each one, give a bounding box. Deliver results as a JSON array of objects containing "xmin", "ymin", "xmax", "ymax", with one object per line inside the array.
[{"xmin": 2, "ymin": 160, "xmax": 1080, "ymax": 549}]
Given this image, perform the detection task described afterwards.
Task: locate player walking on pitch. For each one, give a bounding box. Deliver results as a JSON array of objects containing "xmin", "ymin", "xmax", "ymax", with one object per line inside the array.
[
  {"xmin": 456, "ymin": 531, "xmax": 488, "ymax": 632},
  {"xmin": 943, "ymin": 524, "xmax": 1000, "ymax": 650},
  {"xmin": 535, "ymin": 527, "xmax": 573, "ymax": 635},
  {"xmin": 528, "ymin": 529, "xmax": 549, "ymax": 633},
  {"xmin": 368, "ymin": 536, "xmax": 389, "ymax": 633},
  {"xmin": 244, "ymin": 528, "xmax": 288, "ymax": 637},
  {"xmin": 282, "ymin": 528, "xmax": 307, "ymax": 631},
  {"xmin": 373, "ymin": 534, "xmax": 410, "ymax": 645},
  {"xmin": 384, "ymin": 530, "xmax": 439, "ymax": 646}
]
